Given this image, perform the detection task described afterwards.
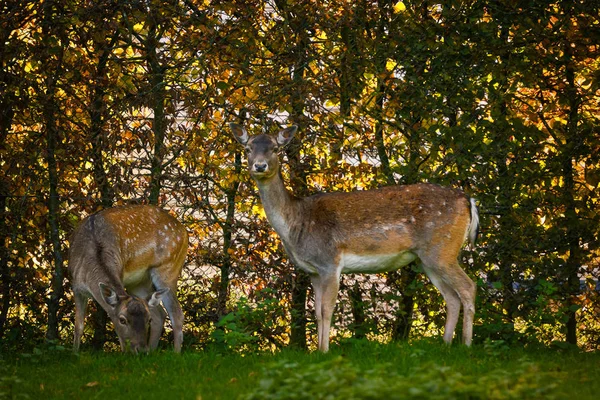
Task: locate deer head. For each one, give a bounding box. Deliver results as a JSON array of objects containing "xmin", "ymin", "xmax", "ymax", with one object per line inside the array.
[
  {"xmin": 99, "ymin": 283, "xmax": 167, "ymax": 353},
  {"xmin": 230, "ymin": 123, "xmax": 297, "ymax": 180}
]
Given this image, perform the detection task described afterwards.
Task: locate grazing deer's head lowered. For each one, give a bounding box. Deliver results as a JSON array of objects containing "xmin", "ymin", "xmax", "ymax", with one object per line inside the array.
[
  {"xmin": 231, "ymin": 123, "xmax": 479, "ymax": 352},
  {"xmin": 69, "ymin": 205, "xmax": 188, "ymax": 353}
]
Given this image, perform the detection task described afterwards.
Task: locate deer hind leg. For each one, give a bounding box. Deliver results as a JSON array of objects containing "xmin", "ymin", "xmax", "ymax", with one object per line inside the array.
[
  {"xmin": 451, "ymin": 265, "xmax": 477, "ymax": 346},
  {"xmin": 73, "ymin": 291, "xmax": 88, "ymax": 352},
  {"xmin": 422, "ymin": 266, "xmax": 461, "ymax": 344},
  {"xmin": 311, "ymin": 274, "xmax": 340, "ymax": 353},
  {"xmin": 422, "ymin": 262, "xmax": 476, "ymax": 346}
]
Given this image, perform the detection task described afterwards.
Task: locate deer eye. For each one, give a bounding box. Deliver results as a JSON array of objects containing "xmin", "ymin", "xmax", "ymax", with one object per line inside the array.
[
  {"xmin": 119, "ymin": 316, "xmax": 127, "ymax": 325},
  {"xmin": 244, "ymin": 146, "xmax": 251, "ymax": 154}
]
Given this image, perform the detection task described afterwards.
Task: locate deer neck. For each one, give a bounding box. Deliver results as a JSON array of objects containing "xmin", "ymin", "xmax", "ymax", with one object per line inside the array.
[{"xmin": 255, "ymin": 170, "xmax": 299, "ymax": 242}]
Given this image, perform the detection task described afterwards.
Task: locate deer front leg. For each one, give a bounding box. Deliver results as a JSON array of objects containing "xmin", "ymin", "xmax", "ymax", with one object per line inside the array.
[
  {"xmin": 73, "ymin": 292, "xmax": 88, "ymax": 352},
  {"xmin": 159, "ymin": 289, "xmax": 183, "ymax": 353},
  {"xmin": 151, "ymin": 271, "xmax": 184, "ymax": 353},
  {"xmin": 312, "ymin": 274, "xmax": 340, "ymax": 352},
  {"xmin": 149, "ymin": 305, "xmax": 167, "ymax": 350}
]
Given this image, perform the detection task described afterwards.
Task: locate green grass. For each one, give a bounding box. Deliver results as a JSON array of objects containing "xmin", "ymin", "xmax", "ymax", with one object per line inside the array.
[{"xmin": 1, "ymin": 339, "xmax": 599, "ymax": 399}]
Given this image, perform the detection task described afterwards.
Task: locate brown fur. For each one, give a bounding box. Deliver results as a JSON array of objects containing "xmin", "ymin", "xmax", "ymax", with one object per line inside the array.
[
  {"xmin": 231, "ymin": 123, "xmax": 479, "ymax": 352},
  {"xmin": 70, "ymin": 205, "xmax": 188, "ymax": 353}
]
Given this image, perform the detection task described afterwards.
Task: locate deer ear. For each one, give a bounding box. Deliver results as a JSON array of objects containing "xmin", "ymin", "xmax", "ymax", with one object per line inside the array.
[
  {"xmin": 230, "ymin": 123, "xmax": 249, "ymax": 145},
  {"xmin": 276, "ymin": 126, "xmax": 297, "ymax": 147},
  {"xmin": 148, "ymin": 288, "xmax": 169, "ymax": 307},
  {"xmin": 99, "ymin": 282, "xmax": 119, "ymax": 307}
]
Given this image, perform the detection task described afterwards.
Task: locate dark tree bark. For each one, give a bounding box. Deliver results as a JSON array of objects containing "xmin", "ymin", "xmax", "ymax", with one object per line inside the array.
[
  {"xmin": 41, "ymin": 0, "xmax": 67, "ymax": 343},
  {"xmin": 0, "ymin": 179, "xmax": 10, "ymax": 340},
  {"xmin": 562, "ymin": 41, "xmax": 582, "ymax": 346},
  {"xmin": 274, "ymin": 0, "xmax": 313, "ymax": 349},
  {"xmin": 217, "ymin": 151, "xmax": 241, "ymax": 318},
  {"xmin": 146, "ymin": 4, "xmax": 168, "ymax": 206},
  {"xmin": 88, "ymin": 31, "xmax": 119, "ymax": 351}
]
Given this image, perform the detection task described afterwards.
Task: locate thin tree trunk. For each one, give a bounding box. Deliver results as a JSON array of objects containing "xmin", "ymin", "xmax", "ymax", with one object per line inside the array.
[
  {"xmin": 146, "ymin": 8, "xmax": 167, "ymax": 206},
  {"xmin": 89, "ymin": 38, "xmax": 117, "ymax": 350},
  {"xmin": 563, "ymin": 41, "xmax": 581, "ymax": 346},
  {"xmin": 0, "ymin": 179, "xmax": 10, "ymax": 340},
  {"xmin": 45, "ymin": 95, "xmax": 65, "ymax": 343},
  {"xmin": 373, "ymin": 0, "xmax": 395, "ymax": 187},
  {"xmin": 42, "ymin": 0, "xmax": 66, "ymax": 343},
  {"xmin": 349, "ymin": 282, "xmax": 366, "ymax": 339},
  {"xmin": 217, "ymin": 151, "xmax": 241, "ymax": 318},
  {"xmin": 274, "ymin": 0, "xmax": 312, "ymax": 349}
]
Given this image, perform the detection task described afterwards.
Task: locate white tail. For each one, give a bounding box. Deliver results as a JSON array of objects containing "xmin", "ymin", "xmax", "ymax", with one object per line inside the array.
[
  {"xmin": 231, "ymin": 123, "xmax": 479, "ymax": 352},
  {"xmin": 468, "ymin": 198, "xmax": 479, "ymax": 248},
  {"xmin": 69, "ymin": 205, "xmax": 188, "ymax": 353}
]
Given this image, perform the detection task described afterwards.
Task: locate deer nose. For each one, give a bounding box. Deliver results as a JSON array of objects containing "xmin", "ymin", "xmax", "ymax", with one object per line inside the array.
[{"xmin": 253, "ymin": 162, "xmax": 268, "ymax": 173}]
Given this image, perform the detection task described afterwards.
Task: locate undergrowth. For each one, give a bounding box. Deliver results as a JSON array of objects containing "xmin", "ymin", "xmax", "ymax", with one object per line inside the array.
[{"xmin": 1, "ymin": 339, "xmax": 597, "ymax": 400}]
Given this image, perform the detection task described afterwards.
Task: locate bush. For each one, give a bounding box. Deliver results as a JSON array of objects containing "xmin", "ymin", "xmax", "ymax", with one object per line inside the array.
[
  {"xmin": 211, "ymin": 288, "xmax": 289, "ymax": 353},
  {"xmin": 244, "ymin": 356, "xmax": 560, "ymax": 400}
]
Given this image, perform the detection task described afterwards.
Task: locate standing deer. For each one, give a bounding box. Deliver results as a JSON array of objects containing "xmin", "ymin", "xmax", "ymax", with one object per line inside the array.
[
  {"xmin": 69, "ymin": 204, "xmax": 188, "ymax": 353},
  {"xmin": 230, "ymin": 123, "xmax": 479, "ymax": 352}
]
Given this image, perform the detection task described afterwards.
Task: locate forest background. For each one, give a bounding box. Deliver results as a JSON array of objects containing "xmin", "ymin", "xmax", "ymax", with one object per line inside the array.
[{"xmin": 0, "ymin": 0, "xmax": 598, "ymax": 353}]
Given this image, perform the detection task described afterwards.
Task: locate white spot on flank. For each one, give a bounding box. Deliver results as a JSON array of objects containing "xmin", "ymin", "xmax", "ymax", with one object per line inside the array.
[{"xmin": 410, "ymin": 216, "xmax": 416, "ymax": 223}]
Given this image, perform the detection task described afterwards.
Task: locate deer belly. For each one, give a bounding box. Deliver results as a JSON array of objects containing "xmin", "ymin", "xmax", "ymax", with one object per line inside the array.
[
  {"xmin": 340, "ymin": 251, "xmax": 418, "ymax": 274},
  {"xmin": 122, "ymin": 269, "xmax": 150, "ymax": 287}
]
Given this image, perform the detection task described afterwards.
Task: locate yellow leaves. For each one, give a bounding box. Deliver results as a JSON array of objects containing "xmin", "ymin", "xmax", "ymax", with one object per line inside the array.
[
  {"xmin": 133, "ymin": 22, "xmax": 145, "ymax": 34},
  {"xmin": 316, "ymin": 30, "xmax": 328, "ymax": 41},
  {"xmin": 385, "ymin": 59, "xmax": 397, "ymax": 72},
  {"xmin": 324, "ymin": 99, "xmax": 339, "ymax": 108},
  {"xmin": 393, "ymin": 1, "xmax": 407, "ymax": 13},
  {"xmin": 252, "ymin": 204, "xmax": 266, "ymax": 219}
]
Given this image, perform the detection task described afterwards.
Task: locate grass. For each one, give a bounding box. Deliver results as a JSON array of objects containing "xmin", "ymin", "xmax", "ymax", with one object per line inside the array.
[{"xmin": 1, "ymin": 339, "xmax": 599, "ymax": 399}]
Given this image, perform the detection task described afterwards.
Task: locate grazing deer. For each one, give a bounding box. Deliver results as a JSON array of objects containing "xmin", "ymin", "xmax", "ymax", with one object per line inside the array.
[
  {"xmin": 230, "ymin": 123, "xmax": 479, "ymax": 352},
  {"xmin": 69, "ymin": 204, "xmax": 188, "ymax": 353}
]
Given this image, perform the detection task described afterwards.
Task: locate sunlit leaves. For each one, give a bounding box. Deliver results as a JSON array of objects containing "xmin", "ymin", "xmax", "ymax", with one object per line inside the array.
[{"xmin": 1, "ymin": 0, "xmax": 599, "ymax": 349}]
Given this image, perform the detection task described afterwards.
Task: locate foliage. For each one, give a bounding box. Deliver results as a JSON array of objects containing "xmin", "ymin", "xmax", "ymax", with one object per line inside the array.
[
  {"xmin": 245, "ymin": 356, "xmax": 560, "ymax": 400},
  {"xmin": 3, "ymin": 340, "xmax": 600, "ymax": 400},
  {"xmin": 0, "ymin": 0, "xmax": 599, "ymax": 350},
  {"xmin": 211, "ymin": 288, "xmax": 290, "ymax": 353}
]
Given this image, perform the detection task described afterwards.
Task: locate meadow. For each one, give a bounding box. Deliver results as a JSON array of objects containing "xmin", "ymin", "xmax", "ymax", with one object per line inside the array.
[{"xmin": 2, "ymin": 339, "xmax": 598, "ymax": 400}]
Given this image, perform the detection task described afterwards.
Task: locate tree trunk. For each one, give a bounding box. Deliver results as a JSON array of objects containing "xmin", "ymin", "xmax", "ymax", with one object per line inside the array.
[
  {"xmin": 0, "ymin": 179, "xmax": 10, "ymax": 340},
  {"xmin": 289, "ymin": 272, "xmax": 309, "ymax": 348},
  {"xmin": 42, "ymin": 0, "xmax": 66, "ymax": 343},
  {"xmin": 349, "ymin": 282, "xmax": 367, "ymax": 339},
  {"xmin": 563, "ymin": 41, "xmax": 581, "ymax": 346},
  {"xmin": 45, "ymin": 93, "xmax": 65, "ymax": 343},
  {"xmin": 217, "ymin": 152, "xmax": 241, "ymax": 318},
  {"xmin": 89, "ymin": 35, "xmax": 117, "ymax": 350},
  {"xmin": 275, "ymin": 0, "xmax": 312, "ymax": 349},
  {"xmin": 146, "ymin": 7, "xmax": 167, "ymax": 206}
]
